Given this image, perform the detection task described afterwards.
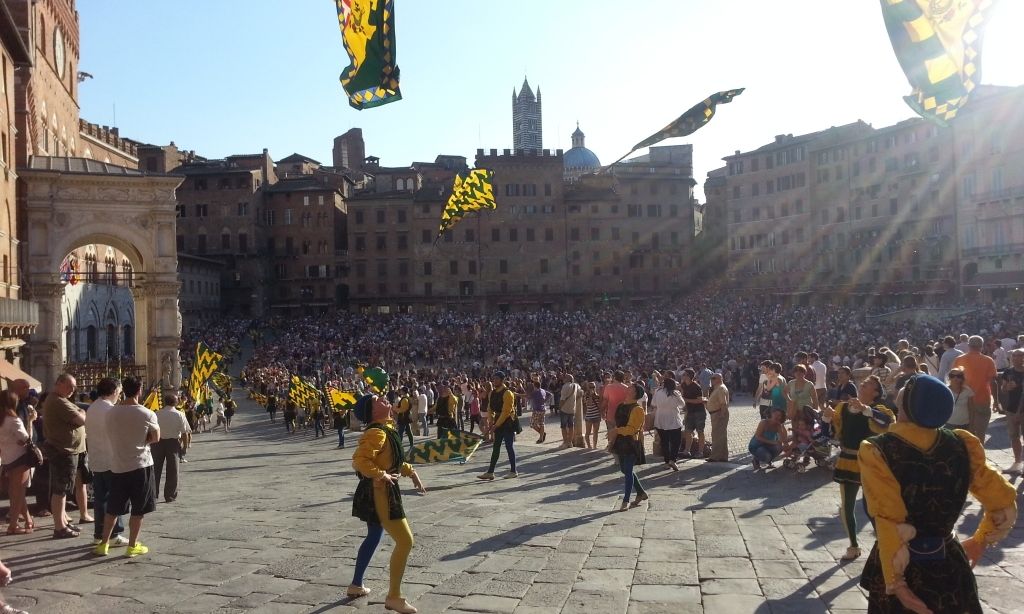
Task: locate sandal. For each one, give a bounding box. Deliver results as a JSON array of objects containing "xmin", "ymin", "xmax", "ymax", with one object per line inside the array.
[
  {"xmin": 52, "ymin": 526, "xmax": 80, "ymax": 539},
  {"xmin": 5, "ymin": 527, "xmax": 26, "ymax": 536}
]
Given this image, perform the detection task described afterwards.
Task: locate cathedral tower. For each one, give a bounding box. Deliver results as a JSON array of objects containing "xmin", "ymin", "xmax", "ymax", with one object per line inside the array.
[{"xmin": 512, "ymin": 77, "xmax": 542, "ymax": 150}]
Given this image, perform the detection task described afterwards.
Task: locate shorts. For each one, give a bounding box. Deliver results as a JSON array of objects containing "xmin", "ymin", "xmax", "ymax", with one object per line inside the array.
[
  {"xmin": 559, "ymin": 413, "xmax": 575, "ymax": 429},
  {"xmin": 108, "ymin": 466, "xmax": 157, "ymax": 517},
  {"xmin": 1006, "ymin": 412, "xmax": 1023, "ymax": 440},
  {"xmin": 684, "ymin": 411, "xmax": 706, "ymax": 433},
  {"xmin": 531, "ymin": 412, "xmax": 546, "ymax": 430},
  {"xmin": 48, "ymin": 451, "xmax": 84, "ymax": 498},
  {"xmin": 470, "ymin": 414, "xmax": 481, "ymax": 425},
  {"xmin": 585, "ymin": 417, "xmax": 602, "ymax": 424}
]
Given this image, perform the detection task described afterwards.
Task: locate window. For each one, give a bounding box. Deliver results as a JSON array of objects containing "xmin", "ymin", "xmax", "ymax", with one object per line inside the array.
[
  {"xmin": 855, "ymin": 206, "xmax": 862, "ymax": 220},
  {"xmin": 732, "ymin": 211, "xmax": 740, "ymax": 223},
  {"xmin": 355, "ymin": 235, "xmax": 366, "ymax": 251},
  {"xmin": 962, "ymin": 174, "xmax": 976, "ymax": 198},
  {"xmin": 468, "ymin": 261, "xmax": 477, "ymax": 275},
  {"xmin": 751, "ymin": 183, "xmax": 760, "ymax": 196},
  {"xmin": 491, "ymin": 228, "xmax": 500, "ymax": 243},
  {"xmin": 796, "ymin": 227, "xmax": 804, "ymax": 242},
  {"xmin": 766, "ymin": 181, "xmax": 775, "ymax": 194},
  {"xmin": 591, "ymin": 228, "xmax": 600, "ymax": 241},
  {"xmin": 611, "ymin": 227, "xmax": 621, "ymax": 240},
  {"xmin": 732, "ymin": 186, "xmax": 741, "ymax": 199},
  {"xmin": 509, "ymin": 228, "xmax": 518, "ymax": 242},
  {"xmin": 421, "ymin": 230, "xmax": 431, "ymax": 244},
  {"xmin": 238, "ymin": 233, "xmax": 248, "ymax": 253},
  {"xmin": 355, "ymin": 210, "xmax": 364, "ymax": 224},
  {"xmin": 449, "ymin": 261, "xmax": 458, "ymax": 275},
  {"xmin": 420, "ymin": 261, "xmax": 432, "ymax": 276},
  {"xmin": 570, "ymin": 227, "xmax": 580, "ymax": 241},
  {"xmin": 283, "ymin": 209, "xmax": 293, "ymax": 225},
  {"xmin": 376, "ymin": 235, "xmax": 386, "ymax": 250},
  {"xmin": 647, "ymin": 204, "xmax": 661, "ymax": 217},
  {"xmin": 632, "ymin": 231, "xmax": 640, "ymax": 245},
  {"xmin": 376, "ymin": 210, "xmax": 385, "ymax": 224},
  {"xmin": 303, "ymin": 195, "xmax": 310, "ymax": 207},
  {"xmin": 464, "ymin": 229, "xmax": 475, "ymax": 242},
  {"xmin": 237, "ymin": 202, "xmax": 248, "ymax": 216},
  {"xmin": 752, "ymin": 207, "xmax": 761, "ymax": 221},
  {"xmin": 526, "ymin": 228, "xmax": 536, "ymax": 241},
  {"xmin": 197, "ymin": 234, "xmax": 207, "ymax": 253},
  {"xmin": 195, "ymin": 204, "xmax": 208, "ymax": 217},
  {"xmin": 544, "ymin": 183, "xmax": 552, "ymax": 196},
  {"xmin": 397, "ymin": 234, "xmax": 408, "ymax": 250},
  {"xmin": 499, "ymin": 259, "xmax": 508, "ymax": 274},
  {"xmin": 540, "ymin": 259, "xmax": 549, "ymax": 274},
  {"xmin": 176, "ymin": 235, "xmax": 185, "ymax": 251},
  {"xmin": 627, "ymin": 204, "xmax": 641, "ymax": 218},
  {"xmin": 221, "ymin": 233, "xmax": 231, "ymax": 249},
  {"xmin": 889, "ymin": 199, "xmax": 898, "ymax": 215},
  {"xmin": 544, "ymin": 228, "xmax": 554, "ymax": 241}
]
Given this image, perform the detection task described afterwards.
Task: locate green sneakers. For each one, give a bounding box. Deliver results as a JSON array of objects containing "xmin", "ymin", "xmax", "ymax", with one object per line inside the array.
[{"xmin": 125, "ymin": 542, "xmax": 149, "ymax": 558}]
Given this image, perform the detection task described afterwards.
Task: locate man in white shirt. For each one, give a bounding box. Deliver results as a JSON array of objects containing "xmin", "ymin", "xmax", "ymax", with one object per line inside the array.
[
  {"xmin": 84, "ymin": 378, "xmax": 128, "ymax": 546},
  {"xmin": 809, "ymin": 352, "xmax": 829, "ymax": 407},
  {"xmin": 417, "ymin": 387, "xmax": 430, "ymax": 437},
  {"xmin": 558, "ymin": 374, "xmax": 582, "ymax": 449},
  {"xmin": 94, "ymin": 378, "xmax": 159, "ymax": 558},
  {"xmin": 955, "ymin": 334, "xmax": 970, "ymax": 354},
  {"xmin": 937, "ymin": 336, "xmax": 964, "ymax": 381},
  {"xmin": 153, "ymin": 393, "xmax": 191, "ymax": 504}
]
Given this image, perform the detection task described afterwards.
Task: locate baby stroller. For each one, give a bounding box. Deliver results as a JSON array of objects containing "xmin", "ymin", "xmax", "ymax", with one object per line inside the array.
[{"xmin": 782, "ymin": 405, "xmax": 834, "ymax": 472}]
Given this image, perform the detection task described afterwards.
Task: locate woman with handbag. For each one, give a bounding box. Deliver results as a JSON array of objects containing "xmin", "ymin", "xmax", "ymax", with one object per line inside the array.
[
  {"xmin": 0, "ymin": 391, "xmax": 38, "ymax": 534},
  {"xmin": 608, "ymin": 383, "xmax": 650, "ymax": 512}
]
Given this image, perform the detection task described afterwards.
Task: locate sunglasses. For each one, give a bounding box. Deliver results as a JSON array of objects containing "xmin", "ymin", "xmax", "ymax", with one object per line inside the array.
[{"xmin": 949, "ymin": 374, "xmax": 964, "ymax": 379}]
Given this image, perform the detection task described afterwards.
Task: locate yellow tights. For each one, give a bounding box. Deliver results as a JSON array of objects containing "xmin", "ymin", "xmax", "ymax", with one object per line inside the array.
[{"xmin": 374, "ymin": 485, "xmax": 414, "ymax": 598}]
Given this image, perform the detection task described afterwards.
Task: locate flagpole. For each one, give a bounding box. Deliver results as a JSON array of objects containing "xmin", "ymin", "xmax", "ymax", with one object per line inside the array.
[{"xmin": 600, "ymin": 149, "xmax": 638, "ymax": 174}]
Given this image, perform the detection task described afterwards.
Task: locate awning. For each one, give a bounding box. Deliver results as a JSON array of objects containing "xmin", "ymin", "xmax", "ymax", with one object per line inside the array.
[{"xmin": 0, "ymin": 360, "xmax": 41, "ymax": 390}]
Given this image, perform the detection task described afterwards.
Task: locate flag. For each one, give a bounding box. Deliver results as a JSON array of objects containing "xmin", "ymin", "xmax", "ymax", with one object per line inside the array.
[
  {"xmin": 335, "ymin": 0, "xmax": 401, "ymax": 110},
  {"xmin": 437, "ymin": 169, "xmax": 497, "ymax": 239},
  {"xmin": 328, "ymin": 388, "xmax": 358, "ymax": 413},
  {"xmin": 631, "ymin": 89, "xmax": 745, "ymax": 152},
  {"xmin": 188, "ymin": 342, "xmax": 222, "ymax": 402},
  {"xmin": 143, "ymin": 386, "xmax": 161, "ymax": 411},
  {"xmin": 60, "ymin": 256, "xmax": 79, "ymax": 286},
  {"xmin": 406, "ymin": 431, "xmax": 483, "ymax": 464},
  {"xmin": 289, "ymin": 375, "xmax": 321, "ymax": 411},
  {"xmin": 211, "ymin": 372, "xmax": 232, "ymax": 392},
  {"xmin": 880, "ymin": 0, "xmax": 996, "ymax": 125}
]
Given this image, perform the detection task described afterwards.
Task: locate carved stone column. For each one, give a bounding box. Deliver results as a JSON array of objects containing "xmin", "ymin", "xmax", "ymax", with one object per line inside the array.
[{"xmin": 25, "ymin": 282, "xmax": 66, "ymax": 389}]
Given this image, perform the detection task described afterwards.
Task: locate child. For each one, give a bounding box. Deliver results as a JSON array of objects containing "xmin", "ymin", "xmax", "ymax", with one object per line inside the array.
[{"xmin": 784, "ymin": 414, "xmax": 816, "ymax": 472}]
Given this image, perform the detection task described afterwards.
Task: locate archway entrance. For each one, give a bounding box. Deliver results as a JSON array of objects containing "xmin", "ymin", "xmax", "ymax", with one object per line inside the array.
[{"xmin": 21, "ymin": 159, "xmax": 184, "ymax": 389}]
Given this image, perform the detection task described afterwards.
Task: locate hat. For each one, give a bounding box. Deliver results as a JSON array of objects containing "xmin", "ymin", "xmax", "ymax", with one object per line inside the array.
[
  {"xmin": 353, "ymin": 394, "xmax": 375, "ymax": 423},
  {"xmin": 901, "ymin": 374, "xmax": 953, "ymax": 428},
  {"xmin": 492, "ymin": 371, "xmax": 506, "ymax": 380}
]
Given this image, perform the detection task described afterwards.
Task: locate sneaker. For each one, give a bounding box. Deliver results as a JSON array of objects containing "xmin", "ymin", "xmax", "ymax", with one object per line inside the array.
[
  {"xmin": 110, "ymin": 535, "xmax": 130, "ymax": 547},
  {"xmin": 841, "ymin": 546, "xmax": 862, "ymax": 561},
  {"xmin": 93, "ymin": 542, "xmax": 109, "ymax": 556},
  {"xmin": 503, "ymin": 472, "xmax": 519, "ymax": 479},
  {"xmin": 476, "ymin": 473, "xmax": 495, "ymax": 481},
  {"xmin": 1004, "ymin": 461, "xmax": 1024, "ymax": 475},
  {"xmin": 180, "ymin": 458, "xmax": 189, "ymax": 463},
  {"xmin": 125, "ymin": 542, "xmax": 149, "ymax": 558}
]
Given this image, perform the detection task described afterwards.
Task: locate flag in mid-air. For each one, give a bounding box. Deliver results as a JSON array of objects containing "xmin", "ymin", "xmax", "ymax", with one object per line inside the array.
[
  {"xmin": 437, "ymin": 169, "xmax": 497, "ymax": 240},
  {"xmin": 335, "ymin": 0, "xmax": 400, "ymax": 110},
  {"xmin": 59, "ymin": 256, "xmax": 78, "ymax": 286},
  {"xmin": 289, "ymin": 376, "xmax": 321, "ymax": 410},
  {"xmin": 143, "ymin": 385, "xmax": 162, "ymax": 411},
  {"xmin": 328, "ymin": 388, "xmax": 358, "ymax": 413},
  {"xmin": 188, "ymin": 343, "xmax": 222, "ymax": 402},
  {"xmin": 880, "ymin": 0, "xmax": 996, "ymax": 125},
  {"xmin": 406, "ymin": 431, "xmax": 483, "ymax": 464},
  {"xmin": 631, "ymin": 89, "xmax": 745, "ymax": 152}
]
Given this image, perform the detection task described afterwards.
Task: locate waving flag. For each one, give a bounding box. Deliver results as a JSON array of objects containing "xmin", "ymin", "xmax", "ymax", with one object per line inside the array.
[
  {"xmin": 335, "ymin": 0, "xmax": 401, "ymax": 110},
  {"xmin": 880, "ymin": 0, "xmax": 997, "ymax": 125},
  {"xmin": 328, "ymin": 388, "xmax": 358, "ymax": 413},
  {"xmin": 60, "ymin": 256, "xmax": 79, "ymax": 286},
  {"xmin": 143, "ymin": 385, "xmax": 162, "ymax": 411},
  {"xmin": 188, "ymin": 343, "xmax": 222, "ymax": 402},
  {"xmin": 407, "ymin": 431, "xmax": 483, "ymax": 464},
  {"xmin": 437, "ymin": 169, "xmax": 497, "ymax": 240},
  {"xmin": 289, "ymin": 375, "xmax": 321, "ymax": 410}
]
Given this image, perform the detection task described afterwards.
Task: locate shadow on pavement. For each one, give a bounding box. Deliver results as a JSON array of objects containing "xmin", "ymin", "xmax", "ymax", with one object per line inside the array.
[{"xmin": 440, "ymin": 511, "xmax": 611, "ymax": 560}]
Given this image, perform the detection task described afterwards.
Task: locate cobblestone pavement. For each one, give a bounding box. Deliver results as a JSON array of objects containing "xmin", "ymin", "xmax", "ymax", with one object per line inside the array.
[{"xmin": 3, "ymin": 396, "xmax": 1022, "ymax": 614}]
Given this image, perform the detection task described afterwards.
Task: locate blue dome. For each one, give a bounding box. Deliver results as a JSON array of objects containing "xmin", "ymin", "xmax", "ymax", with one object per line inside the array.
[{"xmin": 564, "ymin": 146, "xmax": 601, "ymax": 170}]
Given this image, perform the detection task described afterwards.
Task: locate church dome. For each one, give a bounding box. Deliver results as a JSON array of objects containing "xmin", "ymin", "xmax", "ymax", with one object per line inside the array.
[{"xmin": 564, "ymin": 125, "xmax": 601, "ymax": 173}]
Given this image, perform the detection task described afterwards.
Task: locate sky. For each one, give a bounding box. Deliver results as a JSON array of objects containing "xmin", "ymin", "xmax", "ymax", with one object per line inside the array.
[{"xmin": 78, "ymin": 1, "xmax": 1024, "ymax": 201}]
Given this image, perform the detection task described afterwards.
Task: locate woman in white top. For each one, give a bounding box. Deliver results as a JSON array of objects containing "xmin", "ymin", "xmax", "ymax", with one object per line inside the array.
[
  {"xmin": 0, "ymin": 391, "xmax": 35, "ymax": 534},
  {"xmin": 946, "ymin": 367, "xmax": 973, "ymax": 429},
  {"xmin": 652, "ymin": 378, "xmax": 685, "ymax": 471}
]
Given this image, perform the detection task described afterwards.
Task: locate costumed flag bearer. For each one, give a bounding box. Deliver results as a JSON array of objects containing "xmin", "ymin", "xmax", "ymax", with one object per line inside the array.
[
  {"xmin": 859, "ymin": 374, "xmax": 1017, "ymax": 614},
  {"xmin": 347, "ymin": 393, "xmax": 425, "ymax": 614}
]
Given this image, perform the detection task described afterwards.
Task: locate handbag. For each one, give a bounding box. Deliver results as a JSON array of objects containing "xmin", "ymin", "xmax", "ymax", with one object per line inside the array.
[
  {"xmin": 512, "ymin": 414, "xmax": 523, "ymax": 434},
  {"xmin": 26, "ymin": 444, "xmax": 43, "ymax": 468}
]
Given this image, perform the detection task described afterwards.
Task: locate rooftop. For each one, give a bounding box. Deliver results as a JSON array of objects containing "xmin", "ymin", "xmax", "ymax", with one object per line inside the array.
[{"xmin": 25, "ymin": 157, "xmax": 146, "ymax": 176}]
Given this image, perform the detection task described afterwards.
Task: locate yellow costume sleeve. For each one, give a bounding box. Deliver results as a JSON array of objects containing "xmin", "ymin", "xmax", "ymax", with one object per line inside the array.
[
  {"xmin": 955, "ymin": 429, "xmax": 1018, "ymax": 545},
  {"xmin": 492, "ymin": 389, "xmax": 515, "ymax": 428},
  {"xmin": 858, "ymin": 439, "xmax": 910, "ymax": 591},
  {"xmin": 831, "ymin": 402, "xmax": 845, "ymax": 438},
  {"xmin": 352, "ymin": 427, "xmax": 388, "ymax": 480},
  {"xmin": 869, "ymin": 404, "xmax": 895, "ymax": 434},
  {"xmin": 615, "ymin": 405, "xmax": 645, "ymax": 437}
]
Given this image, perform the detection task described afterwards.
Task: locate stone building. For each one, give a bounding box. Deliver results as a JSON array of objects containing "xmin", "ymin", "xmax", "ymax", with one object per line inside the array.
[
  {"xmin": 177, "ymin": 253, "xmax": 221, "ymax": 332},
  {"xmin": 563, "ymin": 125, "xmax": 601, "ymax": 183},
  {"xmin": 512, "ymin": 77, "xmax": 542, "ymax": 151},
  {"xmin": 59, "ymin": 243, "xmax": 135, "ymax": 362}
]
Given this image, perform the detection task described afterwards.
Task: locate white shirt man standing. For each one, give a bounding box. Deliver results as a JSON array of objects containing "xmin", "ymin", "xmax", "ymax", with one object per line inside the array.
[
  {"xmin": 94, "ymin": 378, "xmax": 159, "ymax": 558},
  {"xmin": 84, "ymin": 377, "xmax": 128, "ymax": 547},
  {"xmin": 417, "ymin": 387, "xmax": 430, "ymax": 437},
  {"xmin": 810, "ymin": 352, "xmax": 829, "ymax": 407},
  {"xmin": 558, "ymin": 374, "xmax": 582, "ymax": 448},
  {"xmin": 153, "ymin": 393, "xmax": 191, "ymax": 503}
]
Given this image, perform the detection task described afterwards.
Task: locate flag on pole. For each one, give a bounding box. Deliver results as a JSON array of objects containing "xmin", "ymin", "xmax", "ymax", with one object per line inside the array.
[
  {"xmin": 142, "ymin": 385, "xmax": 162, "ymax": 411},
  {"xmin": 632, "ymin": 89, "xmax": 745, "ymax": 152},
  {"xmin": 437, "ymin": 169, "xmax": 497, "ymax": 239},
  {"xmin": 880, "ymin": 0, "xmax": 996, "ymax": 126},
  {"xmin": 406, "ymin": 431, "xmax": 483, "ymax": 464},
  {"xmin": 335, "ymin": 0, "xmax": 401, "ymax": 110},
  {"xmin": 289, "ymin": 375, "xmax": 321, "ymax": 411},
  {"xmin": 59, "ymin": 256, "xmax": 79, "ymax": 286},
  {"xmin": 328, "ymin": 388, "xmax": 358, "ymax": 414},
  {"xmin": 188, "ymin": 342, "xmax": 222, "ymax": 402}
]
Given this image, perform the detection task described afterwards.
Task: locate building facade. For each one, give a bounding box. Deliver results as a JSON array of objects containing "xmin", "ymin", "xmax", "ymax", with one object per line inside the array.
[{"xmin": 177, "ymin": 253, "xmax": 221, "ymax": 332}]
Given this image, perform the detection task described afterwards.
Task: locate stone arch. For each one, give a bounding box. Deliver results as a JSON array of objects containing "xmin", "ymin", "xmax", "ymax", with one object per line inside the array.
[{"xmin": 21, "ymin": 163, "xmax": 184, "ymax": 388}]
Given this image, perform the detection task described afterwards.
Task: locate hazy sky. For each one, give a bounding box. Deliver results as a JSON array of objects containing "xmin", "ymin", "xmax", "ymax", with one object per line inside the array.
[{"xmin": 79, "ymin": 1, "xmax": 1024, "ymax": 200}]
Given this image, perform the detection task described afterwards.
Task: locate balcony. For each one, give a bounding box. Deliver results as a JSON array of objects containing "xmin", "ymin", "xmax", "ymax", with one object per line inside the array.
[
  {"xmin": 0, "ymin": 298, "xmax": 39, "ymax": 334},
  {"xmin": 969, "ymin": 185, "xmax": 1024, "ymax": 204},
  {"xmin": 962, "ymin": 242, "xmax": 1024, "ymax": 259}
]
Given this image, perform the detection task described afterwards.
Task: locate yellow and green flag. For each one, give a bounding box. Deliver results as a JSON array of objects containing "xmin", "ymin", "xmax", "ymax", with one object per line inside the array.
[
  {"xmin": 328, "ymin": 388, "xmax": 358, "ymax": 414},
  {"xmin": 437, "ymin": 169, "xmax": 497, "ymax": 239},
  {"xmin": 880, "ymin": 0, "xmax": 996, "ymax": 126},
  {"xmin": 631, "ymin": 89, "xmax": 745, "ymax": 153},
  {"xmin": 143, "ymin": 386, "xmax": 161, "ymax": 411},
  {"xmin": 188, "ymin": 342, "xmax": 222, "ymax": 402},
  {"xmin": 289, "ymin": 375, "xmax": 321, "ymax": 411},
  {"xmin": 407, "ymin": 431, "xmax": 483, "ymax": 464},
  {"xmin": 335, "ymin": 0, "xmax": 401, "ymax": 110}
]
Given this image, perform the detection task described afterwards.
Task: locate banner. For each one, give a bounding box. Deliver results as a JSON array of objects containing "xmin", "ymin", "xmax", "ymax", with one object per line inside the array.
[
  {"xmin": 407, "ymin": 431, "xmax": 483, "ymax": 464},
  {"xmin": 335, "ymin": 0, "xmax": 401, "ymax": 110}
]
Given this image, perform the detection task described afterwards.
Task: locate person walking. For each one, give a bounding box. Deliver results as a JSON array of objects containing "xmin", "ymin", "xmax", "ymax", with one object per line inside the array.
[
  {"xmin": 41, "ymin": 373, "xmax": 86, "ymax": 539},
  {"xmin": 999, "ymin": 348, "xmax": 1024, "ymax": 475},
  {"xmin": 347, "ymin": 394, "xmax": 425, "ymax": 614},
  {"xmin": 153, "ymin": 393, "xmax": 190, "ymax": 503},
  {"xmin": 0, "ymin": 391, "xmax": 38, "ymax": 535},
  {"xmin": 434, "ymin": 384, "xmax": 457, "ymax": 440},
  {"xmin": 478, "ymin": 372, "xmax": 518, "ymax": 481},
  {"xmin": 651, "ymin": 377, "xmax": 684, "ymax": 471},
  {"xmin": 283, "ymin": 400, "xmax": 297, "ymax": 434},
  {"xmin": 608, "ymin": 382, "xmax": 650, "ymax": 511},
  {"xmin": 946, "ymin": 368, "xmax": 973, "ymax": 431},
  {"xmin": 394, "ymin": 387, "xmax": 414, "ymax": 449},
  {"xmin": 526, "ymin": 381, "xmax": 548, "ymax": 444},
  {"xmin": 94, "ymin": 378, "xmax": 160, "ymax": 558},
  {"xmin": 582, "ymin": 382, "xmax": 602, "ymax": 449},
  {"xmin": 952, "ymin": 335, "xmax": 999, "ymax": 441},
  {"xmin": 558, "ymin": 374, "xmax": 581, "ymax": 449},
  {"xmin": 266, "ymin": 395, "xmax": 278, "ymax": 423},
  {"xmin": 824, "ymin": 375, "xmax": 894, "ymax": 561},
  {"xmin": 680, "ymin": 369, "xmax": 707, "ymax": 459},
  {"xmin": 83, "ymin": 378, "xmax": 127, "ymax": 546},
  {"xmin": 859, "ymin": 374, "xmax": 1017, "ymax": 614},
  {"xmin": 706, "ymin": 373, "xmax": 730, "ymax": 462},
  {"xmin": 333, "ymin": 407, "xmax": 350, "ymax": 449}
]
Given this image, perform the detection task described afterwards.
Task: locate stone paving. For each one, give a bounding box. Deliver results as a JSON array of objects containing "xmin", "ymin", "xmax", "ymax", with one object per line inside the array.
[{"xmin": 2, "ymin": 395, "xmax": 1022, "ymax": 614}]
